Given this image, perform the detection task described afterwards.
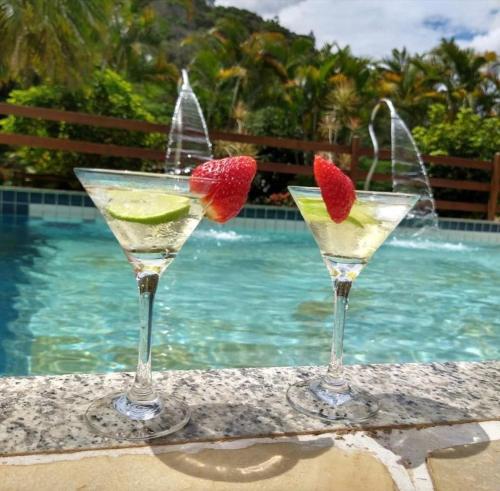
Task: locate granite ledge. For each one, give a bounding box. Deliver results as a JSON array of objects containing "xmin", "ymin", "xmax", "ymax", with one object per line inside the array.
[{"xmin": 0, "ymin": 360, "xmax": 499, "ymax": 456}]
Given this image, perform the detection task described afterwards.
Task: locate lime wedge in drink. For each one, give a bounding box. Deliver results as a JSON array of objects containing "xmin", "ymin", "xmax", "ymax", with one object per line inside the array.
[
  {"xmin": 298, "ymin": 197, "xmax": 330, "ymax": 221},
  {"xmin": 298, "ymin": 197, "xmax": 379, "ymax": 227},
  {"xmin": 106, "ymin": 190, "xmax": 190, "ymax": 224},
  {"xmin": 348, "ymin": 203, "xmax": 379, "ymax": 227}
]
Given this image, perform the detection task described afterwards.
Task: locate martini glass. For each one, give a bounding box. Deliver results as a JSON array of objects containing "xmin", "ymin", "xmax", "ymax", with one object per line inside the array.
[
  {"xmin": 287, "ymin": 187, "xmax": 418, "ymax": 422},
  {"xmin": 75, "ymin": 168, "xmax": 215, "ymax": 440}
]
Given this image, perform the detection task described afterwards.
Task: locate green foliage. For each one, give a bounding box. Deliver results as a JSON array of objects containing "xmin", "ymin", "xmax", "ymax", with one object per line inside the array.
[
  {"xmin": 246, "ymin": 106, "xmax": 300, "ymax": 139},
  {"xmin": 1, "ymin": 70, "xmax": 161, "ymax": 179},
  {"xmin": 0, "ymin": 0, "xmax": 113, "ymax": 87},
  {"xmin": 245, "ymin": 106, "xmax": 304, "ymax": 200},
  {"xmin": 0, "ymin": 1, "xmax": 498, "ymax": 208},
  {"xmin": 412, "ymin": 104, "xmax": 499, "ymax": 207},
  {"xmin": 245, "ymin": 105, "xmax": 302, "ymax": 165},
  {"xmin": 413, "ymin": 104, "xmax": 500, "ymax": 160}
]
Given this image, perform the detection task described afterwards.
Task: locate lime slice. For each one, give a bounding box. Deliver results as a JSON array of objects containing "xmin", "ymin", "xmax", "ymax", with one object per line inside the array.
[
  {"xmin": 106, "ymin": 190, "xmax": 190, "ymax": 224},
  {"xmin": 348, "ymin": 202, "xmax": 379, "ymax": 227},
  {"xmin": 297, "ymin": 197, "xmax": 330, "ymax": 221},
  {"xmin": 297, "ymin": 197, "xmax": 379, "ymax": 228}
]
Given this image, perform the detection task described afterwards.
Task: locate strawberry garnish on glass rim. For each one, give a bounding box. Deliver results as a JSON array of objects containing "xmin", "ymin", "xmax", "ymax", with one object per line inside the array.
[
  {"xmin": 190, "ymin": 156, "xmax": 257, "ymax": 223},
  {"xmin": 314, "ymin": 155, "xmax": 356, "ymax": 223}
]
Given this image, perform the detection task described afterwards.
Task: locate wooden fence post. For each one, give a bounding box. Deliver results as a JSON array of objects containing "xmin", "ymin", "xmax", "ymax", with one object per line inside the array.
[
  {"xmin": 350, "ymin": 135, "xmax": 360, "ymax": 187},
  {"xmin": 487, "ymin": 153, "xmax": 500, "ymax": 221}
]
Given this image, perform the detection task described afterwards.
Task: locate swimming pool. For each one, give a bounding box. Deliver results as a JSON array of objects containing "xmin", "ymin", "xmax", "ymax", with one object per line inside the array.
[{"xmin": 1, "ymin": 216, "xmax": 499, "ymax": 376}]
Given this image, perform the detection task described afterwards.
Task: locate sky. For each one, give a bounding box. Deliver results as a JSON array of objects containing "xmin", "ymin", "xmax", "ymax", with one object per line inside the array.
[{"xmin": 215, "ymin": 0, "xmax": 500, "ymax": 58}]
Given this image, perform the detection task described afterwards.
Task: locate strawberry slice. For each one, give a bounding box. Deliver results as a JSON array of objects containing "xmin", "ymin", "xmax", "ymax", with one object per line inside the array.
[
  {"xmin": 190, "ymin": 156, "xmax": 257, "ymax": 223},
  {"xmin": 314, "ymin": 155, "xmax": 356, "ymax": 223}
]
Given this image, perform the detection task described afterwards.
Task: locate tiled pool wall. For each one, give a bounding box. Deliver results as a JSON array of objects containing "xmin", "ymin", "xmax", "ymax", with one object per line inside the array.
[{"xmin": 1, "ymin": 185, "xmax": 499, "ymax": 243}]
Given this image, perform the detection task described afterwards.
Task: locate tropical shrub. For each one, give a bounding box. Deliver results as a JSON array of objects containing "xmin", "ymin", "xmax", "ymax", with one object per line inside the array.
[
  {"xmin": 413, "ymin": 104, "xmax": 500, "ymax": 160},
  {"xmin": 1, "ymin": 70, "xmax": 162, "ymax": 181},
  {"xmin": 413, "ymin": 104, "xmax": 499, "ymax": 205}
]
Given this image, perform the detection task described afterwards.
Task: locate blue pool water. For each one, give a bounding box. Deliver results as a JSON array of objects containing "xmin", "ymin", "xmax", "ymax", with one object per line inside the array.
[{"xmin": 1, "ymin": 216, "xmax": 499, "ymax": 376}]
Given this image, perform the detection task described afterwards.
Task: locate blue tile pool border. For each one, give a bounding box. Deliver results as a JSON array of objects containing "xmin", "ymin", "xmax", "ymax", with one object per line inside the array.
[
  {"xmin": 1, "ymin": 185, "xmax": 499, "ymax": 236},
  {"xmin": 0, "ymin": 186, "xmax": 95, "ymax": 210}
]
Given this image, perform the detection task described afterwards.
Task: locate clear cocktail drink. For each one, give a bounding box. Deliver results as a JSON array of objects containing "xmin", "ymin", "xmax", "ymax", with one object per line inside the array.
[
  {"xmin": 86, "ymin": 185, "xmax": 205, "ymax": 273},
  {"xmin": 75, "ymin": 168, "xmax": 214, "ymax": 440},
  {"xmin": 288, "ymin": 186, "xmax": 418, "ymax": 421}
]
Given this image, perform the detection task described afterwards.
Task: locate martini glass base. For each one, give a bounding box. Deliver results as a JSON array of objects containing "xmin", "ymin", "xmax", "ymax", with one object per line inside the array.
[
  {"xmin": 85, "ymin": 392, "xmax": 190, "ymax": 441},
  {"xmin": 287, "ymin": 379, "xmax": 379, "ymax": 422}
]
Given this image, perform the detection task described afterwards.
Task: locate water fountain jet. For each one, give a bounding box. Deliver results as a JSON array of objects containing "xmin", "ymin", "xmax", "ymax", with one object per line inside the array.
[{"xmin": 365, "ymin": 98, "xmax": 438, "ymax": 233}]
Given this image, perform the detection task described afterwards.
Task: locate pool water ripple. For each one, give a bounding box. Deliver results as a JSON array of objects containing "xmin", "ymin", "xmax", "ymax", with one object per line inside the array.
[{"xmin": 0, "ymin": 218, "xmax": 499, "ymax": 376}]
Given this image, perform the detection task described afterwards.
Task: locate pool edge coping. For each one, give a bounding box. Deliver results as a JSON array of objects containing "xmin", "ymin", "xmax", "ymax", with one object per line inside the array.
[{"xmin": 1, "ymin": 360, "xmax": 499, "ymax": 457}]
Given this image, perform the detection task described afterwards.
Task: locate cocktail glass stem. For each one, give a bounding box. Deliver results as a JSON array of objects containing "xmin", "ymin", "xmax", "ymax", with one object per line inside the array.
[
  {"xmin": 128, "ymin": 272, "xmax": 159, "ymax": 404},
  {"xmin": 287, "ymin": 253, "xmax": 379, "ymax": 421},
  {"xmin": 324, "ymin": 279, "xmax": 351, "ymax": 391},
  {"xmin": 113, "ymin": 271, "xmax": 164, "ymax": 420}
]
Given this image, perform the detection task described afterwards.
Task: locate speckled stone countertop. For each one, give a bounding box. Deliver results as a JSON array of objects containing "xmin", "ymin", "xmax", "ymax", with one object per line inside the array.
[{"xmin": 0, "ymin": 361, "xmax": 499, "ymax": 456}]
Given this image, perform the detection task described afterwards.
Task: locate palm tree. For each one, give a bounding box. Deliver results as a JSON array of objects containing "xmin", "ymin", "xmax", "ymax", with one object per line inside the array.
[
  {"xmin": 289, "ymin": 44, "xmax": 374, "ymax": 142},
  {"xmin": 183, "ymin": 16, "xmax": 254, "ymax": 128},
  {"xmin": 282, "ymin": 44, "xmax": 341, "ymax": 140},
  {"xmin": 0, "ymin": 0, "xmax": 113, "ymax": 86},
  {"xmin": 321, "ymin": 77, "xmax": 360, "ymax": 143},
  {"xmin": 426, "ymin": 38, "xmax": 497, "ymax": 117},
  {"xmin": 103, "ymin": 2, "xmax": 179, "ymax": 85},
  {"xmin": 376, "ymin": 48, "xmax": 441, "ymax": 127},
  {"xmin": 241, "ymin": 31, "xmax": 290, "ymax": 108}
]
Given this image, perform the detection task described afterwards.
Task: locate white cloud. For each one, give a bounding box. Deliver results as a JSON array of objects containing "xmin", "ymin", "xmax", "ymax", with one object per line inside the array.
[
  {"xmin": 216, "ymin": 0, "xmax": 304, "ymax": 16},
  {"xmin": 215, "ymin": 0, "xmax": 500, "ymax": 57},
  {"xmin": 467, "ymin": 14, "xmax": 500, "ymax": 52}
]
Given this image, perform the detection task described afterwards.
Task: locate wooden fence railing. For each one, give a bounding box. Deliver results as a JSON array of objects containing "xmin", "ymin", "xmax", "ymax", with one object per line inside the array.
[{"xmin": 0, "ymin": 103, "xmax": 498, "ymax": 219}]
